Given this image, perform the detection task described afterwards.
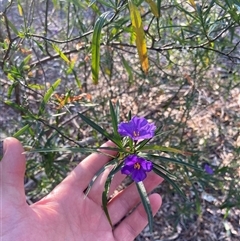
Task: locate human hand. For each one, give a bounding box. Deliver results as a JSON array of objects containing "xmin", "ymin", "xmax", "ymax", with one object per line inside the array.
[{"xmin": 1, "ymin": 137, "xmax": 163, "ymax": 241}]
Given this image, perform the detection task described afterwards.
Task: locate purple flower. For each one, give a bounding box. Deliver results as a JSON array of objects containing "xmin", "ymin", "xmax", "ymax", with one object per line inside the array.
[
  {"xmin": 118, "ymin": 116, "xmax": 156, "ymax": 141},
  {"xmin": 121, "ymin": 155, "xmax": 153, "ymax": 182},
  {"xmin": 204, "ymin": 163, "xmax": 214, "ymax": 175}
]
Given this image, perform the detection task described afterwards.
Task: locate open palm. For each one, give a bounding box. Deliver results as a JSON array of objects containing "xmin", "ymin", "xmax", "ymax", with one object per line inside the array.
[{"xmin": 1, "ymin": 138, "xmax": 163, "ymax": 241}]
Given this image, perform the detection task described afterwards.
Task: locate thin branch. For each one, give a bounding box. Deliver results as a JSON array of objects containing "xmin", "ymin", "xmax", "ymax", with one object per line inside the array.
[{"xmin": 37, "ymin": 117, "xmax": 83, "ymax": 147}]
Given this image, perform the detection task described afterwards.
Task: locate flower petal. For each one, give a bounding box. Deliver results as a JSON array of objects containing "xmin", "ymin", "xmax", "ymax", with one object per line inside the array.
[
  {"xmin": 118, "ymin": 116, "xmax": 156, "ymax": 140},
  {"xmin": 140, "ymin": 159, "xmax": 153, "ymax": 172},
  {"xmin": 204, "ymin": 164, "xmax": 214, "ymax": 175},
  {"xmin": 124, "ymin": 154, "xmax": 138, "ymax": 165},
  {"xmin": 132, "ymin": 169, "xmax": 147, "ymax": 182},
  {"xmin": 121, "ymin": 154, "xmax": 153, "ymax": 182},
  {"xmin": 121, "ymin": 164, "xmax": 134, "ymax": 175},
  {"xmin": 118, "ymin": 122, "xmax": 134, "ymax": 137}
]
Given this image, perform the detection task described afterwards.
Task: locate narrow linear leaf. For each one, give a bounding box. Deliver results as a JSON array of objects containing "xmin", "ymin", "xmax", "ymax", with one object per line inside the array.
[
  {"xmin": 17, "ymin": 1, "xmax": 23, "ymax": 16},
  {"xmin": 77, "ymin": 112, "xmax": 122, "ymax": 146},
  {"xmin": 4, "ymin": 100, "xmax": 34, "ymax": 117},
  {"xmin": 152, "ymin": 163, "xmax": 177, "ymax": 180},
  {"xmin": 91, "ymin": 11, "xmax": 113, "ymax": 84},
  {"xmin": 6, "ymin": 18, "xmax": 19, "ymax": 35},
  {"xmin": 19, "ymin": 55, "xmax": 32, "ymax": 70},
  {"xmin": 109, "ymin": 100, "xmax": 121, "ymax": 137},
  {"xmin": 128, "ymin": 0, "xmax": 149, "ymax": 74},
  {"xmin": 140, "ymin": 144, "xmax": 192, "ymax": 156},
  {"xmin": 152, "ymin": 166, "xmax": 186, "ymax": 199},
  {"xmin": 38, "ymin": 78, "xmax": 61, "ymax": 116},
  {"xmin": 121, "ymin": 56, "xmax": 133, "ymax": 83},
  {"xmin": 102, "ymin": 162, "xmax": 123, "ymax": 226},
  {"xmin": 13, "ymin": 124, "xmax": 30, "ymax": 138},
  {"xmin": 149, "ymin": 154, "xmax": 201, "ymax": 171},
  {"xmin": 136, "ymin": 181, "xmax": 153, "ymax": 233},
  {"xmin": 145, "ymin": 0, "xmax": 159, "ymax": 17},
  {"xmin": 157, "ymin": 0, "xmax": 161, "ymax": 16},
  {"xmin": 85, "ymin": 158, "xmax": 118, "ymax": 197},
  {"xmin": 52, "ymin": 44, "xmax": 70, "ymax": 63},
  {"xmin": 88, "ymin": 0, "xmax": 97, "ymax": 7},
  {"xmin": 28, "ymin": 146, "xmax": 121, "ymax": 154}
]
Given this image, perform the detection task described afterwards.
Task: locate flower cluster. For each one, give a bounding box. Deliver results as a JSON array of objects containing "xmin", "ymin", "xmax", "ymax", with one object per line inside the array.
[{"xmin": 118, "ymin": 116, "xmax": 156, "ymax": 182}]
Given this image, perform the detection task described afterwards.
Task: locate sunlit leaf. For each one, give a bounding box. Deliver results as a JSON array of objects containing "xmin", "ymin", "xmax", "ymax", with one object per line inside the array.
[
  {"xmin": 145, "ymin": 0, "xmax": 159, "ymax": 17},
  {"xmin": 188, "ymin": 0, "xmax": 196, "ymax": 9},
  {"xmin": 13, "ymin": 124, "xmax": 30, "ymax": 138},
  {"xmin": 27, "ymin": 84, "xmax": 45, "ymax": 90},
  {"xmin": 128, "ymin": 0, "xmax": 149, "ymax": 74},
  {"xmin": 91, "ymin": 11, "xmax": 113, "ymax": 84},
  {"xmin": 17, "ymin": 2, "xmax": 23, "ymax": 16},
  {"xmin": 38, "ymin": 79, "xmax": 61, "ymax": 116},
  {"xmin": 52, "ymin": 44, "xmax": 70, "ymax": 63}
]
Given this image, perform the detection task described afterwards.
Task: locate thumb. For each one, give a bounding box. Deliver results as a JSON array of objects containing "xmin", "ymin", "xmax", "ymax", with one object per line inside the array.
[{"xmin": 0, "ymin": 137, "xmax": 26, "ymax": 205}]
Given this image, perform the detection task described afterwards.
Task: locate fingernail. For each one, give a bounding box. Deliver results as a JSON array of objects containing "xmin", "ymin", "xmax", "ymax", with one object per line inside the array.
[{"xmin": 0, "ymin": 140, "xmax": 4, "ymax": 161}]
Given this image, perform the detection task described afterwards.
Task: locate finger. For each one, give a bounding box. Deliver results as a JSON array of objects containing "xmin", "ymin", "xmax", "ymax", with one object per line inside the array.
[
  {"xmin": 114, "ymin": 193, "xmax": 162, "ymax": 241},
  {"xmin": 108, "ymin": 172, "xmax": 163, "ymax": 225},
  {"xmin": 86, "ymin": 167, "xmax": 126, "ymax": 204},
  {"xmin": 62, "ymin": 141, "xmax": 118, "ymax": 191},
  {"xmin": 0, "ymin": 137, "xmax": 26, "ymax": 205}
]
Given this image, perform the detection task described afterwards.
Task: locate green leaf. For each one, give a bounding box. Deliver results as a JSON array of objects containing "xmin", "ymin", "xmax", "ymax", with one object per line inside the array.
[
  {"xmin": 127, "ymin": 110, "xmax": 132, "ymax": 121},
  {"xmin": 147, "ymin": 154, "xmax": 201, "ymax": 171},
  {"xmin": 136, "ymin": 181, "xmax": 154, "ymax": 233},
  {"xmin": 17, "ymin": 0, "xmax": 24, "ymax": 16},
  {"xmin": 91, "ymin": 11, "xmax": 113, "ymax": 84},
  {"xmin": 27, "ymin": 146, "xmax": 121, "ymax": 154},
  {"xmin": 52, "ymin": 44, "xmax": 70, "ymax": 63},
  {"xmin": 85, "ymin": 158, "xmax": 118, "ymax": 197},
  {"xmin": 152, "ymin": 163, "xmax": 177, "ymax": 180},
  {"xmin": 77, "ymin": 112, "xmax": 122, "ymax": 146},
  {"xmin": 121, "ymin": 56, "xmax": 133, "ymax": 84},
  {"xmin": 6, "ymin": 19, "xmax": 19, "ymax": 35},
  {"xmin": 4, "ymin": 100, "xmax": 32, "ymax": 115},
  {"xmin": 38, "ymin": 78, "xmax": 61, "ymax": 116},
  {"xmin": 145, "ymin": 0, "xmax": 159, "ymax": 17},
  {"xmin": 102, "ymin": 162, "xmax": 123, "ymax": 226},
  {"xmin": 88, "ymin": 0, "xmax": 97, "ymax": 7},
  {"xmin": 89, "ymin": 0, "xmax": 115, "ymax": 8},
  {"xmin": 152, "ymin": 165, "xmax": 186, "ymax": 199},
  {"xmin": 27, "ymin": 84, "xmax": 45, "ymax": 90},
  {"xmin": 19, "ymin": 55, "xmax": 32, "ymax": 70},
  {"xmin": 13, "ymin": 124, "xmax": 31, "ymax": 138},
  {"xmin": 140, "ymin": 144, "xmax": 192, "ymax": 156},
  {"xmin": 157, "ymin": 0, "xmax": 162, "ymax": 16},
  {"xmin": 109, "ymin": 100, "xmax": 121, "ymax": 137}
]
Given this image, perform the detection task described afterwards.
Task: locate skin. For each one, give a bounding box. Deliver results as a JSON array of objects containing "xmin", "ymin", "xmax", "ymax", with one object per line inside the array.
[{"xmin": 0, "ymin": 137, "xmax": 163, "ymax": 241}]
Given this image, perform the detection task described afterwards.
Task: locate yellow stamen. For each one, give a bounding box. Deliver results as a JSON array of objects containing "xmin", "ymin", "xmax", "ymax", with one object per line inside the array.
[
  {"xmin": 133, "ymin": 131, "xmax": 139, "ymax": 137},
  {"xmin": 134, "ymin": 163, "xmax": 141, "ymax": 170}
]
